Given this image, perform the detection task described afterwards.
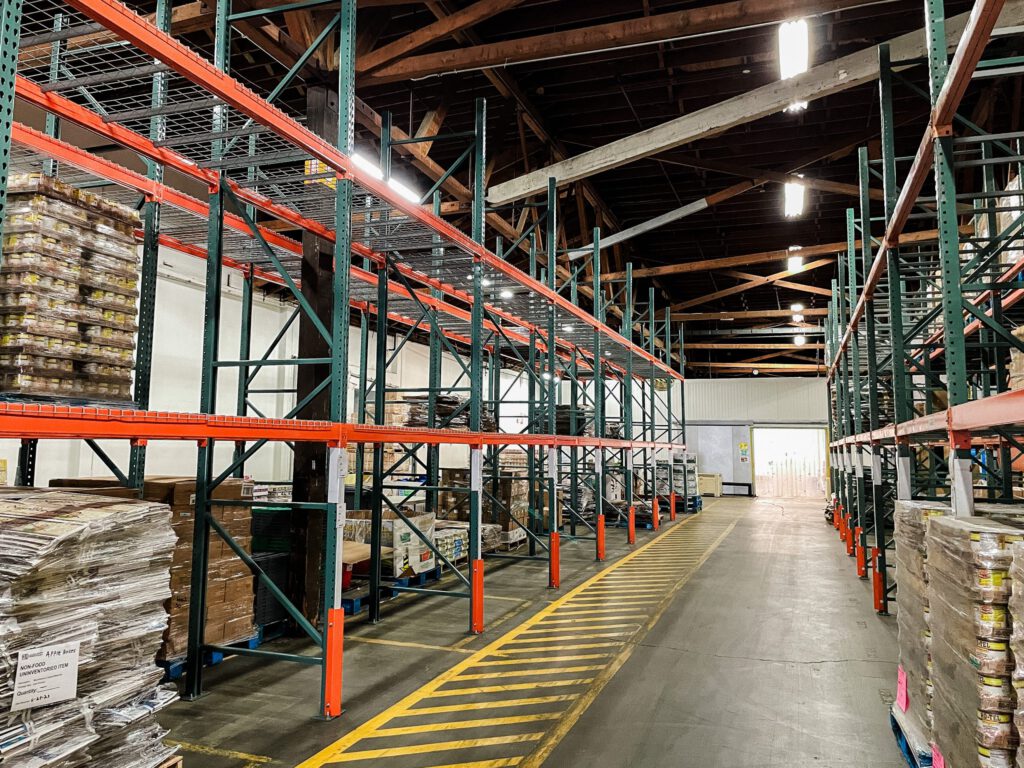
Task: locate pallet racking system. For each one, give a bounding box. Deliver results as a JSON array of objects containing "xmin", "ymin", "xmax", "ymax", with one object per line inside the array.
[
  {"xmin": 826, "ymin": 0, "xmax": 1021, "ymax": 615},
  {"xmin": 0, "ymin": 0, "xmax": 687, "ymax": 719}
]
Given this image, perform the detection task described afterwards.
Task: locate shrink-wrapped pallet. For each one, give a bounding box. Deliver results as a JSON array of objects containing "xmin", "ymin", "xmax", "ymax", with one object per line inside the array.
[
  {"xmin": 928, "ymin": 516, "xmax": 1024, "ymax": 768},
  {"xmin": 0, "ymin": 490, "xmax": 178, "ymax": 767},
  {"xmin": 0, "ymin": 174, "xmax": 140, "ymax": 402},
  {"xmin": 894, "ymin": 500, "xmax": 951, "ymax": 747}
]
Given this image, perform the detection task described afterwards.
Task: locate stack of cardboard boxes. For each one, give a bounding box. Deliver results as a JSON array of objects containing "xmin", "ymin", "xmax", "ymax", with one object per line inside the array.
[{"xmin": 50, "ymin": 476, "xmax": 256, "ymax": 661}]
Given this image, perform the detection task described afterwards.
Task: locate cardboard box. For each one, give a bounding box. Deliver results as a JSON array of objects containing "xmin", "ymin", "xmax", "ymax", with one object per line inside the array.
[{"xmin": 343, "ymin": 509, "xmax": 435, "ymax": 578}]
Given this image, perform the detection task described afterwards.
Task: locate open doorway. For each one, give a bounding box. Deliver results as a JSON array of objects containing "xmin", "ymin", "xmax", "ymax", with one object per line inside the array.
[{"xmin": 752, "ymin": 427, "xmax": 827, "ymax": 499}]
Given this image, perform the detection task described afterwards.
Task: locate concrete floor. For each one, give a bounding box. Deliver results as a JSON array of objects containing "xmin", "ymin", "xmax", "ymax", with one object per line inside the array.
[
  {"xmin": 158, "ymin": 497, "xmax": 903, "ymax": 767},
  {"xmin": 545, "ymin": 496, "xmax": 903, "ymax": 768}
]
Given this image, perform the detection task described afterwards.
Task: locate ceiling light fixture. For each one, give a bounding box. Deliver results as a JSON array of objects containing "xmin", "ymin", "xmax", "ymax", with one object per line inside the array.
[
  {"xmin": 784, "ymin": 180, "xmax": 805, "ymax": 218},
  {"xmin": 794, "ymin": 335, "xmax": 807, "ymax": 346},
  {"xmin": 791, "ymin": 303, "xmax": 804, "ymax": 312},
  {"xmin": 787, "ymin": 255, "xmax": 804, "ymax": 272},
  {"xmin": 352, "ymin": 152, "xmax": 384, "ymax": 180},
  {"xmin": 779, "ymin": 19, "xmax": 809, "ymax": 112},
  {"xmin": 792, "ymin": 314, "xmax": 805, "ymax": 323},
  {"xmin": 499, "ymin": 289, "xmax": 514, "ymax": 299}
]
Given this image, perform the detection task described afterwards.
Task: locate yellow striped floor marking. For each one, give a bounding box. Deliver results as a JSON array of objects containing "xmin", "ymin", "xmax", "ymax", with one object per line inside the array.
[
  {"xmin": 324, "ymin": 734, "xmax": 543, "ymax": 762},
  {"xmin": 372, "ymin": 713, "xmax": 561, "ymax": 736},
  {"xmin": 473, "ymin": 654, "xmax": 612, "ymax": 666},
  {"xmin": 397, "ymin": 695, "xmax": 579, "ymax": 716},
  {"xmin": 297, "ymin": 504, "xmax": 735, "ymax": 768}
]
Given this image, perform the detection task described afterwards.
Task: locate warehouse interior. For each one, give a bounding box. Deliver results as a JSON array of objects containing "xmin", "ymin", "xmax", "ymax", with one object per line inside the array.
[{"xmin": 0, "ymin": 0, "xmax": 1020, "ymax": 766}]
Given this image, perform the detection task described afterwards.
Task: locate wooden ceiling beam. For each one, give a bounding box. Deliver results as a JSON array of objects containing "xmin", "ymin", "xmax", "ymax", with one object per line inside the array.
[
  {"xmin": 357, "ymin": 0, "xmax": 527, "ymax": 75},
  {"xmin": 671, "ymin": 258, "xmax": 833, "ymax": 310},
  {"xmin": 486, "ymin": 4, "xmax": 1018, "ymax": 203},
  {"xmin": 605, "ymin": 226, "xmax": 954, "ymax": 281},
  {"xmin": 686, "ymin": 361, "xmax": 826, "ymax": 371},
  {"xmin": 673, "ymin": 308, "xmax": 829, "ymax": 322},
  {"xmin": 364, "ymin": 0, "xmax": 891, "ymax": 85},
  {"xmin": 685, "ymin": 342, "xmax": 825, "ymax": 350},
  {"xmin": 719, "ymin": 269, "xmax": 834, "ymax": 297}
]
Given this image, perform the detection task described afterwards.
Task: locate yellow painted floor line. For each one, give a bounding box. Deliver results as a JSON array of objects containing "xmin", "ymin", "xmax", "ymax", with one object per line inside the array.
[
  {"xmin": 345, "ymin": 637, "xmax": 475, "ymax": 654},
  {"xmin": 518, "ymin": 622, "xmax": 642, "ymax": 634},
  {"xmin": 455, "ymin": 665, "xmax": 605, "ymax": 680},
  {"xmin": 397, "ymin": 695, "xmax": 579, "ymax": 716},
  {"xmin": 426, "ymin": 679, "xmax": 597, "ymax": 698},
  {"xmin": 415, "ymin": 759, "xmax": 523, "ymax": 768},
  {"xmin": 532, "ymin": 614, "xmax": 648, "ymax": 625},
  {"xmin": 372, "ymin": 713, "xmax": 561, "ymax": 736},
  {"xmin": 296, "ymin": 511, "xmax": 735, "ymax": 768},
  {"xmin": 490, "ymin": 643, "xmax": 623, "ymax": 655},
  {"xmin": 473, "ymin": 653, "xmax": 612, "ymax": 666},
  {"xmin": 501, "ymin": 631, "xmax": 636, "ymax": 643},
  {"xmin": 323, "ymin": 734, "xmax": 543, "ymax": 762},
  {"xmin": 165, "ymin": 739, "xmax": 272, "ymax": 764}
]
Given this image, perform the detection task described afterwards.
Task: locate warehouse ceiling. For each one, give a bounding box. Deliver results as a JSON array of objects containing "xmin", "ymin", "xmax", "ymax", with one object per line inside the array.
[{"xmin": 123, "ymin": 0, "xmax": 1018, "ymax": 376}]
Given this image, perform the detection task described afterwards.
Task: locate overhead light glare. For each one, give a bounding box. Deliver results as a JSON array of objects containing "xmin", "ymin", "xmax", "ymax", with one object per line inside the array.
[
  {"xmin": 784, "ymin": 181, "xmax": 805, "ymax": 218},
  {"xmin": 387, "ymin": 176, "xmax": 421, "ymax": 204},
  {"xmin": 352, "ymin": 152, "xmax": 384, "ymax": 180},
  {"xmin": 794, "ymin": 334, "xmax": 807, "ymax": 346},
  {"xmin": 482, "ymin": 278, "xmax": 493, "ymax": 287},
  {"xmin": 787, "ymin": 255, "xmax": 804, "ymax": 272},
  {"xmin": 779, "ymin": 20, "xmax": 809, "ymax": 79},
  {"xmin": 499, "ymin": 289, "xmax": 514, "ymax": 299},
  {"xmin": 752, "ymin": 368, "xmax": 760, "ymax": 376},
  {"xmin": 791, "ymin": 303, "xmax": 804, "ymax": 312},
  {"xmin": 792, "ymin": 314, "xmax": 805, "ymax": 323}
]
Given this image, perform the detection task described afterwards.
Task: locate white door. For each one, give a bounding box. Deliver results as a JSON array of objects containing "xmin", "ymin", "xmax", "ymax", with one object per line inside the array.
[{"xmin": 752, "ymin": 427, "xmax": 826, "ymax": 499}]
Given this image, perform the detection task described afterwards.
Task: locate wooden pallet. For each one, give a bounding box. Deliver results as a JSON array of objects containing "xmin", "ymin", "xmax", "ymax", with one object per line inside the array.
[{"xmin": 159, "ymin": 756, "xmax": 183, "ymax": 768}]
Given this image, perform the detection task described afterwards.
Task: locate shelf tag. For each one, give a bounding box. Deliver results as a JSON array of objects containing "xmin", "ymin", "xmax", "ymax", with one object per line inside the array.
[
  {"xmin": 896, "ymin": 665, "xmax": 908, "ymax": 712},
  {"xmin": 932, "ymin": 745, "xmax": 945, "ymax": 768}
]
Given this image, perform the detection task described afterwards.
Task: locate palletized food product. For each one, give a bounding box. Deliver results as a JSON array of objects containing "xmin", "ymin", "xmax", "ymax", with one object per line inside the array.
[
  {"xmin": 0, "ymin": 489, "xmax": 178, "ymax": 767},
  {"xmin": 894, "ymin": 499, "xmax": 951, "ymax": 748},
  {"xmin": 0, "ymin": 174, "xmax": 141, "ymax": 402},
  {"xmin": 929, "ymin": 516, "xmax": 1024, "ymax": 768}
]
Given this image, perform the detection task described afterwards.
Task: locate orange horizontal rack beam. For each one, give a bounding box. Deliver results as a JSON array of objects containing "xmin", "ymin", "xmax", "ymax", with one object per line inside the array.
[
  {"xmin": 16, "ymin": 5, "xmax": 682, "ymax": 382},
  {"xmin": 831, "ymin": 388, "xmax": 1024, "ymax": 447},
  {"xmin": 0, "ymin": 403, "xmax": 683, "ymax": 450}
]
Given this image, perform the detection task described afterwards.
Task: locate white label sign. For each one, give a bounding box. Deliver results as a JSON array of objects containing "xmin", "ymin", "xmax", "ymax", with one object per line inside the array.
[{"xmin": 11, "ymin": 641, "xmax": 80, "ymax": 712}]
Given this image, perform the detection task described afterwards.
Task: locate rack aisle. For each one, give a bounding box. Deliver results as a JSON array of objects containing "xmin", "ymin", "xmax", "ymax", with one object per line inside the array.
[{"xmin": 0, "ymin": 0, "xmax": 687, "ymax": 722}]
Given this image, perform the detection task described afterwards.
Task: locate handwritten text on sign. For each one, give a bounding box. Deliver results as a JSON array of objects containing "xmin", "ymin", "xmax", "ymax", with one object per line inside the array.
[{"xmin": 11, "ymin": 641, "xmax": 80, "ymax": 712}]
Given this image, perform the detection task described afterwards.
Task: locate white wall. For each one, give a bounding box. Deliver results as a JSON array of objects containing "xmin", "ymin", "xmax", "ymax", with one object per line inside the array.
[{"xmin": 685, "ymin": 377, "xmax": 828, "ymax": 425}]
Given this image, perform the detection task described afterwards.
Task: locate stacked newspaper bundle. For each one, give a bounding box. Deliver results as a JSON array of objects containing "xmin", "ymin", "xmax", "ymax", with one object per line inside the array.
[{"xmin": 0, "ymin": 490, "xmax": 177, "ymax": 767}]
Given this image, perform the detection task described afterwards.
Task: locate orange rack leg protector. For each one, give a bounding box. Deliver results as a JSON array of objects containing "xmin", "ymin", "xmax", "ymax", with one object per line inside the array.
[
  {"xmin": 628, "ymin": 507, "xmax": 636, "ymax": 545},
  {"xmin": 470, "ymin": 559, "xmax": 485, "ymax": 634},
  {"xmin": 652, "ymin": 497, "xmax": 660, "ymax": 531},
  {"xmin": 834, "ymin": 503, "xmax": 842, "ymax": 531},
  {"xmin": 872, "ymin": 549, "xmax": 885, "ymax": 612},
  {"xmin": 845, "ymin": 516, "xmax": 854, "ymax": 556},
  {"xmin": 596, "ymin": 513, "xmax": 606, "ymax": 561},
  {"xmin": 323, "ymin": 607, "xmax": 344, "ymax": 719},
  {"xmin": 669, "ymin": 491, "xmax": 677, "ymax": 521},
  {"xmin": 549, "ymin": 532, "xmax": 560, "ymax": 589},
  {"xmin": 855, "ymin": 527, "xmax": 866, "ymax": 577}
]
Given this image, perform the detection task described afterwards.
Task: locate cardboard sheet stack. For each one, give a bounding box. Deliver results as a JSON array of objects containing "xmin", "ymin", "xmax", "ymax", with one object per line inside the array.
[
  {"xmin": 1011, "ymin": 543, "xmax": 1024, "ymax": 768},
  {"xmin": 0, "ymin": 174, "xmax": 140, "ymax": 402},
  {"xmin": 928, "ymin": 516, "xmax": 1023, "ymax": 768},
  {"xmin": 894, "ymin": 499, "xmax": 951, "ymax": 750},
  {"xmin": 0, "ymin": 490, "xmax": 178, "ymax": 767}
]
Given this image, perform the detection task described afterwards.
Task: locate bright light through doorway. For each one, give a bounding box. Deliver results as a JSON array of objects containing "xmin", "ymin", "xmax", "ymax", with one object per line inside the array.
[{"xmin": 752, "ymin": 427, "xmax": 826, "ymax": 498}]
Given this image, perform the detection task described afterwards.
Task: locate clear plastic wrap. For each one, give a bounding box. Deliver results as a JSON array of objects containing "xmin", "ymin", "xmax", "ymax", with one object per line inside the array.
[
  {"xmin": 0, "ymin": 490, "xmax": 174, "ymax": 767},
  {"xmin": 929, "ymin": 516, "xmax": 1024, "ymax": 767},
  {"xmin": 0, "ymin": 174, "xmax": 140, "ymax": 403}
]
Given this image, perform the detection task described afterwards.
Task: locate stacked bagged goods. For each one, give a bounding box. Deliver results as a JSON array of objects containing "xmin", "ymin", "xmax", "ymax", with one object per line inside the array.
[
  {"xmin": 0, "ymin": 174, "xmax": 140, "ymax": 402},
  {"xmin": 1010, "ymin": 543, "xmax": 1024, "ymax": 768},
  {"xmin": 0, "ymin": 490, "xmax": 178, "ymax": 767},
  {"xmin": 928, "ymin": 516, "xmax": 1024, "ymax": 768},
  {"xmin": 894, "ymin": 500, "xmax": 951, "ymax": 746},
  {"xmin": 1009, "ymin": 328, "xmax": 1024, "ymax": 392}
]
